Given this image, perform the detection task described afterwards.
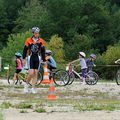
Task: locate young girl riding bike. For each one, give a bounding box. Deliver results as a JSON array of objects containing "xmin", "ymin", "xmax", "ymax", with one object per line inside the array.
[{"xmin": 13, "ymin": 52, "xmax": 22, "ymax": 83}]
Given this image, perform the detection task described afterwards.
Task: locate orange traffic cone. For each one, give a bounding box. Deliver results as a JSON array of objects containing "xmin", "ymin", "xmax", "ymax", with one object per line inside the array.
[
  {"xmin": 48, "ymin": 78, "xmax": 56, "ymax": 100},
  {"xmin": 41, "ymin": 63, "xmax": 50, "ymax": 84}
]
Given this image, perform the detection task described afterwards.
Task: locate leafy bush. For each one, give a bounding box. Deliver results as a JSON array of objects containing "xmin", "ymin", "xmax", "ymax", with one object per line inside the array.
[{"xmin": 102, "ymin": 44, "xmax": 120, "ymax": 64}]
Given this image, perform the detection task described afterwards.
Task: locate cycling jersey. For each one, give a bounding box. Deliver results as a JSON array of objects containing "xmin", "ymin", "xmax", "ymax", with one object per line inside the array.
[
  {"xmin": 16, "ymin": 58, "xmax": 22, "ymax": 70},
  {"xmin": 46, "ymin": 56, "xmax": 57, "ymax": 70},
  {"xmin": 23, "ymin": 36, "xmax": 45, "ymax": 61},
  {"xmin": 86, "ymin": 58, "xmax": 94, "ymax": 71},
  {"xmin": 15, "ymin": 58, "xmax": 22, "ymax": 73},
  {"xmin": 23, "ymin": 36, "xmax": 46, "ymax": 69}
]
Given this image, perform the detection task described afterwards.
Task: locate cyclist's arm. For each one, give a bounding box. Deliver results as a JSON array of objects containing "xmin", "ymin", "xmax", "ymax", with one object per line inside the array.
[
  {"xmin": 22, "ymin": 45, "xmax": 28, "ymax": 59},
  {"xmin": 22, "ymin": 39, "xmax": 29, "ymax": 66},
  {"xmin": 40, "ymin": 38, "xmax": 46, "ymax": 62},
  {"xmin": 75, "ymin": 64, "xmax": 80, "ymax": 67},
  {"xmin": 115, "ymin": 59, "xmax": 120, "ymax": 64},
  {"xmin": 70, "ymin": 59, "xmax": 79, "ymax": 64},
  {"xmin": 41, "ymin": 46, "xmax": 46, "ymax": 62}
]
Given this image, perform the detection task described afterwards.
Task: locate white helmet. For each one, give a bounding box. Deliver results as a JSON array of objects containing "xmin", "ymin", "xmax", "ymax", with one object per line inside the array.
[
  {"xmin": 32, "ymin": 27, "xmax": 40, "ymax": 33},
  {"xmin": 79, "ymin": 52, "xmax": 86, "ymax": 58},
  {"xmin": 45, "ymin": 50, "xmax": 52, "ymax": 55}
]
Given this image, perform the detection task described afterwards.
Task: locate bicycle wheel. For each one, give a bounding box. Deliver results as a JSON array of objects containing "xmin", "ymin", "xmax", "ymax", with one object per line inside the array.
[
  {"xmin": 53, "ymin": 69, "xmax": 69, "ymax": 86},
  {"xmin": 85, "ymin": 71, "xmax": 99, "ymax": 85},
  {"xmin": 8, "ymin": 74, "xmax": 19, "ymax": 85},
  {"xmin": 116, "ymin": 70, "xmax": 120, "ymax": 85},
  {"xmin": 36, "ymin": 71, "xmax": 43, "ymax": 85},
  {"xmin": 67, "ymin": 72, "xmax": 75, "ymax": 85}
]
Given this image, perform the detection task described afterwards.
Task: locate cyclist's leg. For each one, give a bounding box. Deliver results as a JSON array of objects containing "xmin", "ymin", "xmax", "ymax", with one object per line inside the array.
[
  {"xmin": 81, "ymin": 68, "xmax": 87, "ymax": 83},
  {"xmin": 24, "ymin": 55, "xmax": 35, "ymax": 93},
  {"xmin": 32, "ymin": 69, "xmax": 38, "ymax": 87},
  {"xmin": 30, "ymin": 55, "xmax": 39, "ymax": 93},
  {"xmin": 13, "ymin": 69, "xmax": 21, "ymax": 81},
  {"xmin": 26, "ymin": 56, "xmax": 30, "ymax": 69}
]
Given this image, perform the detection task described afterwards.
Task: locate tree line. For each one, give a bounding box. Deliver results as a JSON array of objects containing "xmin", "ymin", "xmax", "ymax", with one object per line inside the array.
[{"xmin": 0, "ymin": 0, "xmax": 120, "ymax": 79}]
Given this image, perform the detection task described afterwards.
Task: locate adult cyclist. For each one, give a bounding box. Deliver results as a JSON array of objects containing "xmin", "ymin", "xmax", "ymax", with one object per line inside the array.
[{"xmin": 22, "ymin": 27, "xmax": 46, "ymax": 93}]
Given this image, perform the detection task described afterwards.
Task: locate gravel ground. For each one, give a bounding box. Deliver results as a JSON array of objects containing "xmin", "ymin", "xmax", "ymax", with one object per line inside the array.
[{"xmin": 0, "ymin": 79, "xmax": 119, "ymax": 120}]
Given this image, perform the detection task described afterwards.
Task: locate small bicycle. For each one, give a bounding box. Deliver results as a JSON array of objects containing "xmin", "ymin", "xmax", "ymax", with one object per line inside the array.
[
  {"xmin": 36, "ymin": 62, "xmax": 69, "ymax": 86},
  {"xmin": 8, "ymin": 59, "xmax": 69, "ymax": 87},
  {"xmin": 66, "ymin": 64, "xmax": 99, "ymax": 85},
  {"xmin": 8, "ymin": 68, "xmax": 29, "ymax": 85},
  {"xmin": 115, "ymin": 61, "xmax": 120, "ymax": 85}
]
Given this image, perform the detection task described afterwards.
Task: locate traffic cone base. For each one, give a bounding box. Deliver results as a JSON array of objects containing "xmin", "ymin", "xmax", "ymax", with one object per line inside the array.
[
  {"xmin": 47, "ymin": 78, "xmax": 56, "ymax": 100},
  {"xmin": 48, "ymin": 94, "xmax": 56, "ymax": 100},
  {"xmin": 41, "ymin": 79, "xmax": 50, "ymax": 84}
]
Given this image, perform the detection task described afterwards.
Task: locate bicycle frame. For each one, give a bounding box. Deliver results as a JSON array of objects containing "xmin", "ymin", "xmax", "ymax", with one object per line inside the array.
[
  {"xmin": 68, "ymin": 63, "xmax": 81, "ymax": 79},
  {"xmin": 67, "ymin": 63, "xmax": 99, "ymax": 85}
]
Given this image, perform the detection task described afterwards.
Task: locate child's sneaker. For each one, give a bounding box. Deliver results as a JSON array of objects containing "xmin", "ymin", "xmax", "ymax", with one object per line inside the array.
[
  {"xmin": 82, "ymin": 81, "xmax": 86, "ymax": 85},
  {"xmin": 23, "ymin": 83, "xmax": 29, "ymax": 93},
  {"xmin": 82, "ymin": 78, "xmax": 86, "ymax": 85},
  {"xmin": 31, "ymin": 88, "xmax": 37, "ymax": 94}
]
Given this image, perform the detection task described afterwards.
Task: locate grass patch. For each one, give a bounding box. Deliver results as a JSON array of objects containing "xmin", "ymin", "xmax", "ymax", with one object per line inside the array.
[
  {"xmin": 15, "ymin": 102, "xmax": 32, "ymax": 109},
  {"xmin": 34, "ymin": 107, "xmax": 46, "ymax": 113},
  {"xmin": 20, "ymin": 109, "xmax": 28, "ymax": 113},
  {"xmin": 0, "ymin": 102, "xmax": 12, "ymax": 109},
  {"xmin": 74, "ymin": 100, "xmax": 120, "ymax": 111},
  {"xmin": 0, "ymin": 111, "xmax": 4, "ymax": 120},
  {"xmin": 75, "ymin": 104, "xmax": 116, "ymax": 111}
]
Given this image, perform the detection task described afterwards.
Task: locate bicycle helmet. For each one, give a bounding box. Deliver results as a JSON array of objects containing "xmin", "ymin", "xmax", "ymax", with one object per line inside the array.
[
  {"xmin": 32, "ymin": 27, "xmax": 40, "ymax": 33},
  {"xmin": 90, "ymin": 54, "xmax": 96, "ymax": 59},
  {"xmin": 45, "ymin": 50, "xmax": 52, "ymax": 55},
  {"xmin": 15, "ymin": 52, "xmax": 22, "ymax": 57},
  {"xmin": 79, "ymin": 52, "xmax": 86, "ymax": 58}
]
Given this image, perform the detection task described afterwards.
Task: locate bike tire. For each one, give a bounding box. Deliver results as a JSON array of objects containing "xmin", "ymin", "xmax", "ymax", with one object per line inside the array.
[
  {"xmin": 67, "ymin": 72, "xmax": 75, "ymax": 85},
  {"xmin": 115, "ymin": 70, "xmax": 120, "ymax": 85},
  {"xmin": 85, "ymin": 71, "xmax": 99, "ymax": 85},
  {"xmin": 36, "ymin": 71, "xmax": 43, "ymax": 85},
  {"xmin": 8, "ymin": 74, "xmax": 19, "ymax": 85},
  {"xmin": 53, "ymin": 69, "xmax": 69, "ymax": 86}
]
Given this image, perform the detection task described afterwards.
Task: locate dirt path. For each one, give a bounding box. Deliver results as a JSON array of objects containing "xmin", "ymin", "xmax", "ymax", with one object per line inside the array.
[
  {"xmin": 3, "ymin": 109, "xmax": 120, "ymax": 120},
  {"xmin": 0, "ymin": 79, "xmax": 120, "ymax": 120}
]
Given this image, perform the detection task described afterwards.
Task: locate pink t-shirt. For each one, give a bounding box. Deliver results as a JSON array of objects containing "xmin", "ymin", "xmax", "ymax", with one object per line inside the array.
[{"xmin": 16, "ymin": 58, "xmax": 22, "ymax": 69}]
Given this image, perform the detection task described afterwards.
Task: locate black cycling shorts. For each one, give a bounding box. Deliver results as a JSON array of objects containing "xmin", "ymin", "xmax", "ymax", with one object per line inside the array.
[
  {"xmin": 30, "ymin": 54, "xmax": 39, "ymax": 69},
  {"xmin": 16, "ymin": 69, "xmax": 22, "ymax": 73}
]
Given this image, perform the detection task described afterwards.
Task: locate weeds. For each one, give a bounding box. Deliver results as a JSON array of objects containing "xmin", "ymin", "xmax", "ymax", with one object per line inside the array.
[
  {"xmin": 15, "ymin": 102, "xmax": 32, "ymax": 109},
  {"xmin": 0, "ymin": 102, "xmax": 12, "ymax": 109},
  {"xmin": 0, "ymin": 111, "xmax": 4, "ymax": 120},
  {"xmin": 20, "ymin": 109, "xmax": 28, "ymax": 113},
  {"xmin": 34, "ymin": 107, "xmax": 46, "ymax": 113}
]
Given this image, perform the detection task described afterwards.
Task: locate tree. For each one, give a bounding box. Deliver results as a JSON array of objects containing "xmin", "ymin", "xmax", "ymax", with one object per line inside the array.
[
  {"xmin": 102, "ymin": 44, "xmax": 120, "ymax": 64},
  {"xmin": 14, "ymin": 0, "xmax": 53, "ymax": 40},
  {"xmin": 46, "ymin": 35, "xmax": 65, "ymax": 63},
  {"xmin": 65, "ymin": 34, "xmax": 92, "ymax": 60},
  {"xmin": 5, "ymin": 0, "xmax": 26, "ymax": 32},
  {"xmin": 1, "ymin": 31, "xmax": 31, "ymax": 62},
  {"xmin": 0, "ymin": 0, "xmax": 9, "ymax": 49}
]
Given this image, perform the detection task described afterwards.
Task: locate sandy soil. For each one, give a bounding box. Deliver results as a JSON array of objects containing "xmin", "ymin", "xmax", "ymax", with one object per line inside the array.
[
  {"xmin": 0, "ymin": 79, "xmax": 119, "ymax": 120},
  {"xmin": 3, "ymin": 109, "xmax": 120, "ymax": 120}
]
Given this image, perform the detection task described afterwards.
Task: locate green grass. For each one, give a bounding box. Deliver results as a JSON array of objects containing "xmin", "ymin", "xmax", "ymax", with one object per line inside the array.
[
  {"xmin": 15, "ymin": 103, "xmax": 32, "ymax": 109},
  {"xmin": 0, "ymin": 102, "xmax": 12, "ymax": 109},
  {"xmin": 0, "ymin": 111, "xmax": 4, "ymax": 120},
  {"xmin": 20, "ymin": 109, "xmax": 28, "ymax": 113},
  {"xmin": 34, "ymin": 108, "xmax": 46, "ymax": 113},
  {"xmin": 74, "ymin": 100, "xmax": 120, "ymax": 111}
]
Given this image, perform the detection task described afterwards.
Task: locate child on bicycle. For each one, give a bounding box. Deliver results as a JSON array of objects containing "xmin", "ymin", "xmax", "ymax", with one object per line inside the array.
[
  {"xmin": 67, "ymin": 51, "xmax": 87, "ymax": 84},
  {"xmin": 86, "ymin": 54, "xmax": 96, "ymax": 71},
  {"xmin": 79, "ymin": 52, "xmax": 87, "ymax": 84},
  {"xmin": 13, "ymin": 52, "xmax": 23, "ymax": 83},
  {"xmin": 45, "ymin": 50, "xmax": 57, "ymax": 71}
]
